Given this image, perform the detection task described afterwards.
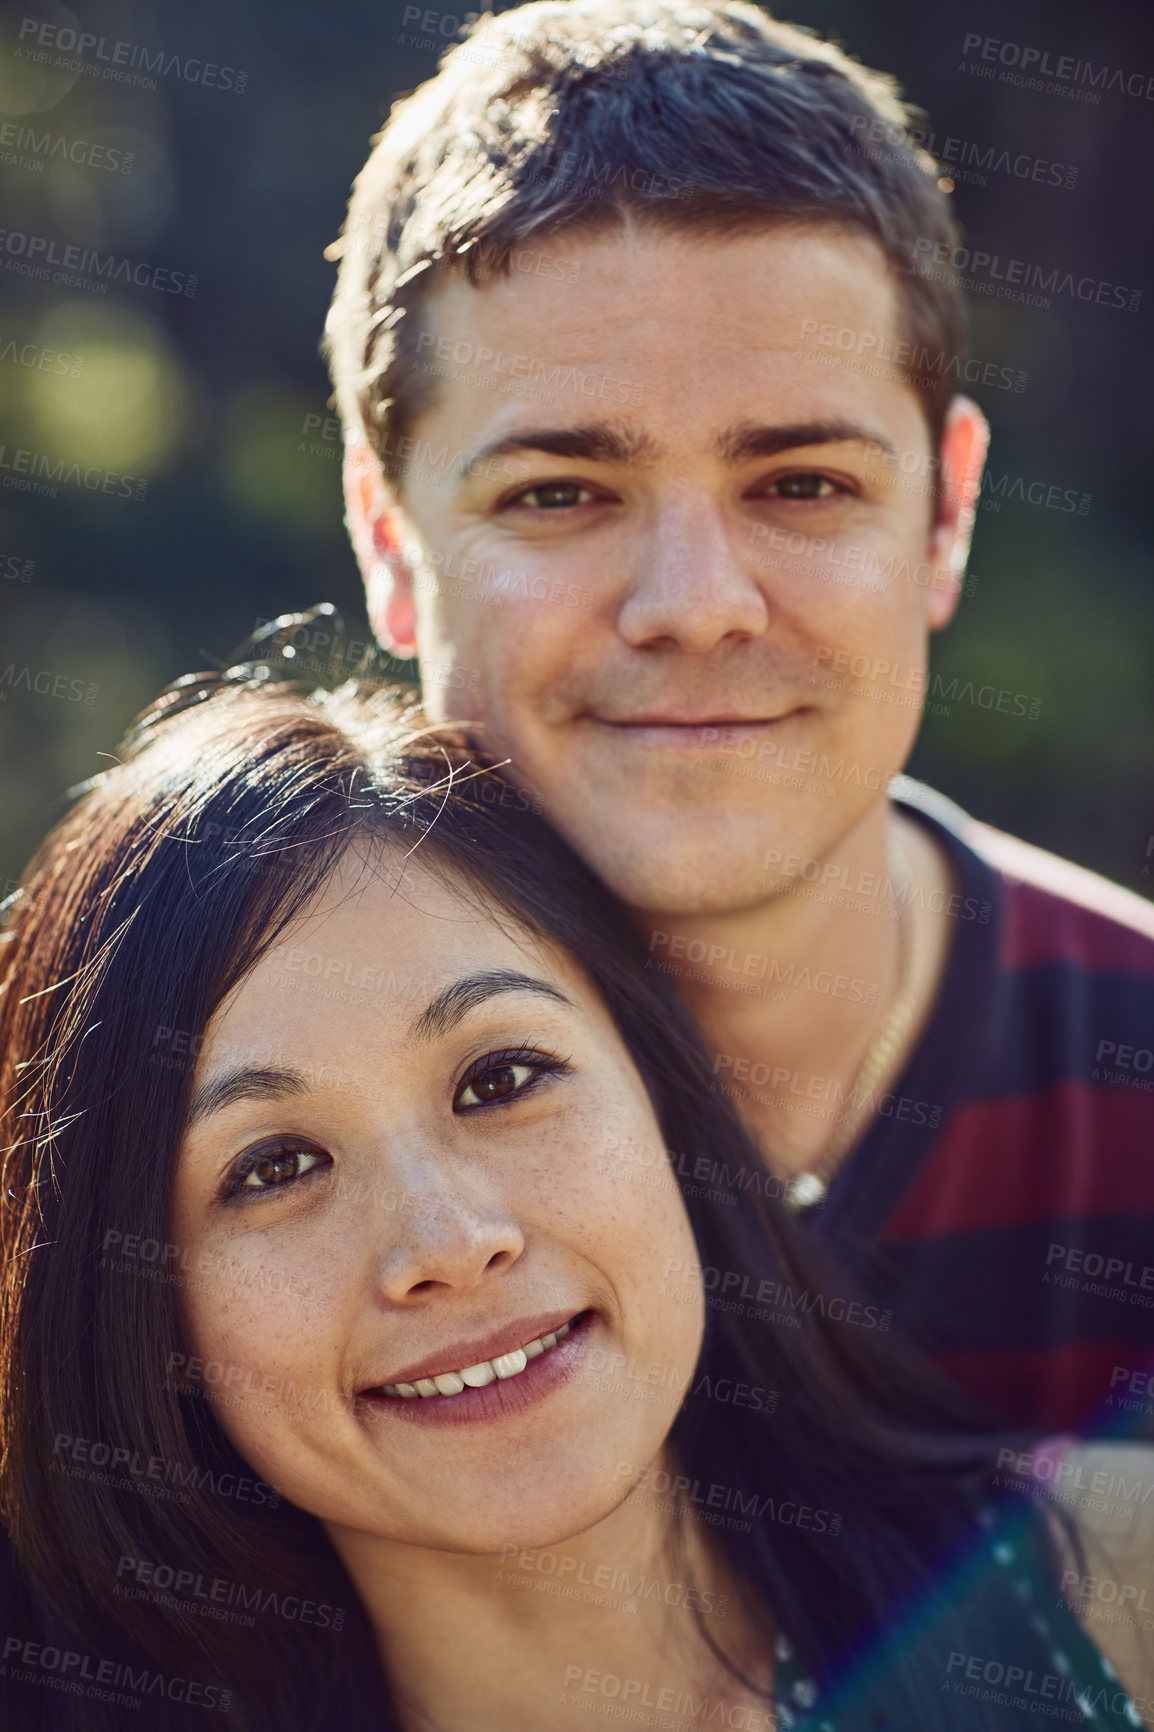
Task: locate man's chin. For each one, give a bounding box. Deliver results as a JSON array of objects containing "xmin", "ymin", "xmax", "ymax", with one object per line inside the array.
[
  {"xmin": 562, "ymin": 839, "xmax": 793, "ymax": 922},
  {"xmin": 540, "ymin": 790, "xmax": 878, "ymax": 921}
]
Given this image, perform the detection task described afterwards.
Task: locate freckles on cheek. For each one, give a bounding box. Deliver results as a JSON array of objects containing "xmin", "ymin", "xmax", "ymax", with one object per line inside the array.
[{"xmin": 183, "ymin": 1242, "xmax": 326, "ymax": 1378}]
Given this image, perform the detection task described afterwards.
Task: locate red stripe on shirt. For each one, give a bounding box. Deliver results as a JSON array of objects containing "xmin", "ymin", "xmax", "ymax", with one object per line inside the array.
[
  {"xmin": 998, "ymin": 879, "xmax": 1154, "ymax": 975},
  {"xmin": 932, "ymin": 1340, "xmax": 1154, "ymax": 1435},
  {"xmin": 880, "ymin": 1083, "xmax": 1154, "ymax": 1240}
]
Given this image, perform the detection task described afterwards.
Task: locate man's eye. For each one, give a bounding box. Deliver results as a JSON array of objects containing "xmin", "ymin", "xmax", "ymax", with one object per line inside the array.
[
  {"xmin": 454, "ymin": 1050, "xmax": 570, "ymax": 1111},
  {"xmin": 225, "ymin": 1140, "xmax": 328, "ymax": 1198},
  {"xmin": 509, "ymin": 481, "xmax": 595, "ymax": 509},
  {"xmin": 766, "ymin": 473, "xmax": 843, "ymax": 501}
]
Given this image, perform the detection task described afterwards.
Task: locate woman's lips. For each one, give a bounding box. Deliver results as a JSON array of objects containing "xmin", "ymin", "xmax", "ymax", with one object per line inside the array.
[
  {"xmin": 356, "ymin": 1311, "xmax": 595, "ymax": 1428},
  {"xmin": 371, "ymin": 1306, "xmax": 584, "ymax": 1389}
]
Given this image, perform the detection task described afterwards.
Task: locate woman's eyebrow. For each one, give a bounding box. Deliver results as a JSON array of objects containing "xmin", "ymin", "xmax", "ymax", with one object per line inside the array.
[
  {"xmin": 409, "ymin": 970, "xmax": 572, "ymax": 1044},
  {"xmin": 186, "ymin": 1065, "xmax": 309, "ymax": 1130}
]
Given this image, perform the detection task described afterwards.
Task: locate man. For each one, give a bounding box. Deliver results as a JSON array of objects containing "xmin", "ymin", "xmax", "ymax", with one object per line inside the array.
[{"xmin": 323, "ymin": 0, "xmax": 1154, "ymax": 1436}]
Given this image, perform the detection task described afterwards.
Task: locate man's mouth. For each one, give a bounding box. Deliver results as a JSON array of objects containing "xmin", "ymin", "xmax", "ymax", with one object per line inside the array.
[
  {"xmin": 361, "ymin": 1311, "xmax": 589, "ymax": 1403},
  {"xmin": 587, "ymin": 709, "xmax": 807, "ymax": 750},
  {"xmin": 595, "ymin": 708, "xmax": 800, "ymax": 728}
]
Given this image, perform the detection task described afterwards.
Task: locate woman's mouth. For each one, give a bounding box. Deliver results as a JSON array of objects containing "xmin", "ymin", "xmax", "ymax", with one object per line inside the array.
[
  {"xmin": 381, "ymin": 1316, "xmax": 576, "ymax": 1399},
  {"xmin": 357, "ymin": 1310, "xmax": 595, "ymax": 1426}
]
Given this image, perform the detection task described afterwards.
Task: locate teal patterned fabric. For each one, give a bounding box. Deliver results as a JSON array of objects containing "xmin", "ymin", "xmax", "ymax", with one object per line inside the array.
[{"xmin": 773, "ymin": 1505, "xmax": 1146, "ymax": 1731}]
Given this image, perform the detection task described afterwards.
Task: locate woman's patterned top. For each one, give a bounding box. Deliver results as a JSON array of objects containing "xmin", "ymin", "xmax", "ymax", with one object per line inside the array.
[{"xmin": 773, "ymin": 1504, "xmax": 1146, "ymax": 1731}]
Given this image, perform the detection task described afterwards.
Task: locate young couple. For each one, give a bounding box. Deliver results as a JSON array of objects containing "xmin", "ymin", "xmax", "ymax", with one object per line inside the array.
[{"xmin": 2, "ymin": 2, "xmax": 1152, "ymax": 1727}]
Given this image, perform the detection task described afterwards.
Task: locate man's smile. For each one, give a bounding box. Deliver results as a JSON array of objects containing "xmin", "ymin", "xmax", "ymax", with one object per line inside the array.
[{"xmin": 581, "ymin": 707, "xmax": 813, "ymax": 753}]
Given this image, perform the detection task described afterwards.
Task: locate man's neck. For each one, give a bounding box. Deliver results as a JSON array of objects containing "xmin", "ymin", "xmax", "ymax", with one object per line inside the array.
[{"xmin": 641, "ymin": 797, "xmax": 956, "ymax": 1178}]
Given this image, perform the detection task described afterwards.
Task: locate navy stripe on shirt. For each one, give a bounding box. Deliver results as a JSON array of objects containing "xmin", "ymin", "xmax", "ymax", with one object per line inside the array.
[{"xmin": 802, "ymin": 781, "xmax": 1154, "ymax": 1436}]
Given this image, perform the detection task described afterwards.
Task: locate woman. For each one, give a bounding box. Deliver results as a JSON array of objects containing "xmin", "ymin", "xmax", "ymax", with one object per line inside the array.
[{"xmin": 0, "ymin": 639, "xmax": 1142, "ymax": 1731}]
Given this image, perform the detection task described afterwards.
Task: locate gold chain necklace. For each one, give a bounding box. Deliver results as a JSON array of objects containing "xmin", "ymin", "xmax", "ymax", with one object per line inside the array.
[{"xmin": 781, "ymin": 835, "xmax": 918, "ymax": 1213}]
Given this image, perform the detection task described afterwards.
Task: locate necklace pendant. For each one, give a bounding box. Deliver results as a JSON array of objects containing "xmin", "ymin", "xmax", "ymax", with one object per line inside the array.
[{"xmin": 782, "ymin": 1172, "xmax": 827, "ymax": 1212}]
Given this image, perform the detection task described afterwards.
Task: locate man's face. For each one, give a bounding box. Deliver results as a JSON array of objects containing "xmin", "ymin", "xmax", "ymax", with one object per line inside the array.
[{"xmin": 351, "ymin": 224, "xmax": 984, "ymax": 916}]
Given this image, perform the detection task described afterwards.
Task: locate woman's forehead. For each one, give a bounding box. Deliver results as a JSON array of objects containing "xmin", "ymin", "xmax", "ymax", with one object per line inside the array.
[{"xmin": 197, "ymin": 850, "xmax": 580, "ymax": 1063}]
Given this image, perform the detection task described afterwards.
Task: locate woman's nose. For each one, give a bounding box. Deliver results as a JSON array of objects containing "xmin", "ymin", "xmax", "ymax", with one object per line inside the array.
[{"xmin": 370, "ymin": 1163, "xmax": 526, "ymax": 1303}]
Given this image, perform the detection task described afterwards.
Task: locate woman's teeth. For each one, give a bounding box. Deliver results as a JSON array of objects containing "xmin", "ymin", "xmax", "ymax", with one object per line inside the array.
[{"xmin": 381, "ymin": 1320, "xmax": 575, "ymax": 1401}]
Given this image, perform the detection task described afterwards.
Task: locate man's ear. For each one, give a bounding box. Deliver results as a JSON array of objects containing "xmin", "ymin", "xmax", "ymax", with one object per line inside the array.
[
  {"xmin": 342, "ymin": 440, "xmax": 418, "ymax": 658},
  {"xmin": 924, "ymin": 395, "xmax": 990, "ymax": 632}
]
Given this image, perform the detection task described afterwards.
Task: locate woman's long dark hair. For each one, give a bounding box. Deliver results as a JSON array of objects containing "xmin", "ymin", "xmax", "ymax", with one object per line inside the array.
[{"xmin": 0, "ymin": 634, "xmax": 1062, "ymax": 1730}]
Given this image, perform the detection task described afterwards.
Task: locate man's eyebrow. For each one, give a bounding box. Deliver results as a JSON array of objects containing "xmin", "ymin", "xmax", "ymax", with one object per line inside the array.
[
  {"xmin": 716, "ymin": 420, "xmax": 897, "ymax": 463},
  {"xmin": 186, "ymin": 1066, "xmax": 310, "ymax": 1130},
  {"xmin": 410, "ymin": 969, "xmax": 572, "ymax": 1043},
  {"xmin": 463, "ymin": 418, "xmax": 894, "ymax": 479},
  {"xmin": 462, "ymin": 423, "xmax": 659, "ymax": 477}
]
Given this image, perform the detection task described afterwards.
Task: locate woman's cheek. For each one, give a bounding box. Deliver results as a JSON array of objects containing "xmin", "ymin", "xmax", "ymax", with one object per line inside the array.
[
  {"xmin": 565, "ymin": 1096, "xmax": 704, "ymax": 1368},
  {"xmin": 179, "ymin": 1226, "xmax": 336, "ymax": 1389}
]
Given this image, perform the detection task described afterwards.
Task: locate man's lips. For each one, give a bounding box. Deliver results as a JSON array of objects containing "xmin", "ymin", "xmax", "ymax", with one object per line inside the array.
[
  {"xmin": 585, "ymin": 709, "xmax": 809, "ymax": 748},
  {"xmin": 359, "ymin": 1307, "xmax": 582, "ymax": 1394},
  {"xmin": 591, "ymin": 708, "xmax": 803, "ymax": 729}
]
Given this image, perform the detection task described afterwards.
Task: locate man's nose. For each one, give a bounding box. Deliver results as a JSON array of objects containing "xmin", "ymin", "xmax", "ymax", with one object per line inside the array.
[
  {"xmin": 615, "ymin": 490, "xmax": 770, "ymax": 653},
  {"xmin": 370, "ymin": 1159, "xmax": 526, "ymax": 1304}
]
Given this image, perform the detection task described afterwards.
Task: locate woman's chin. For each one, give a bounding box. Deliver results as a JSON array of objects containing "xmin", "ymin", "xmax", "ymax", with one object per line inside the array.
[{"xmin": 333, "ymin": 1460, "xmax": 642, "ymax": 1558}]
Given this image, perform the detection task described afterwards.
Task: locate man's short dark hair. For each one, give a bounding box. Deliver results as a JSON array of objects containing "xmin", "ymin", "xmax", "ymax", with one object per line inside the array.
[{"xmin": 325, "ymin": 0, "xmax": 967, "ymax": 476}]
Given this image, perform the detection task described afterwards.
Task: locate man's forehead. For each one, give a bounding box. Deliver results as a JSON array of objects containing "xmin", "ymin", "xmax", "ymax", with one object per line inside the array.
[
  {"xmin": 423, "ymin": 221, "xmax": 900, "ymax": 330},
  {"xmin": 395, "ymin": 224, "xmax": 926, "ymax": 486}
]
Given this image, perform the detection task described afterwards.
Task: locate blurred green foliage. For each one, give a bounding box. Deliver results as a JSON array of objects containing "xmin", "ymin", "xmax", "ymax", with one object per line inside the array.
[{"xmin": 1, "ymin": 0, "xmax": 1151, "ymax": 897}]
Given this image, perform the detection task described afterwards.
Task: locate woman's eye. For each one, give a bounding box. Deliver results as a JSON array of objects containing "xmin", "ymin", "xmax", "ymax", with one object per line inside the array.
[
  {"xmin": 454, "ymin": 1052, "xmax": 568, "ymax": 1111},
  {"xmin": 226, "ymin": 1140, "xmax": 328, "ymax": 1198},
  {"xmin": 509, "ymin": 481, "xmax": 596, "ymax": 510},
  {"xmin": 765, "ymin": 473, "xmax": 844, "ymax": 501}
]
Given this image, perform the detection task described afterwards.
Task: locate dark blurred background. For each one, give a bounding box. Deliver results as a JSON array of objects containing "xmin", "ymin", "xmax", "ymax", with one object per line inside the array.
[{"xmin": 1, "ymin": 0, "xmax": 1151, "ymax": 895}]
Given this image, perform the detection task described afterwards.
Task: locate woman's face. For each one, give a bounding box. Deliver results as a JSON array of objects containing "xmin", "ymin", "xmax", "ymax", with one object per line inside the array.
[{"xmin": 169, "ymin": 848, "xmax": 705, "ymax": 1555}]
